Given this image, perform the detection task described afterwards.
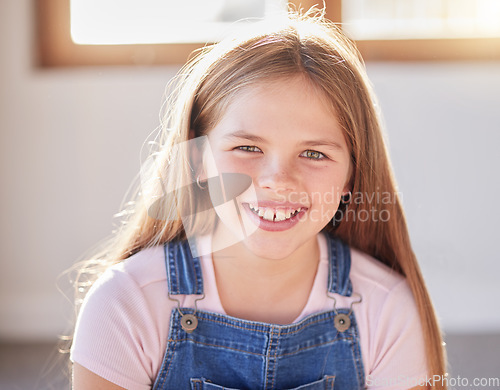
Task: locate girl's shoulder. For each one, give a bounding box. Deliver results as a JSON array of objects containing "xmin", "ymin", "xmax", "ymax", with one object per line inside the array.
[
  {"xmin": 74, "ymin": 244, "xmax": 170, "ymax": 337},
  {"xmin": 349, "ymin": 246, "xmax": 407, "ymax": 294},
  {"xmin": 85, "ymin": 245, "xmax": 167, "ymax": 298},
  {"xmin": 344, "ymin": 246, "xmax": 427, "ymax": 381},
  {"xmin": 111, "ymin": 245, "xmax": 167, "ymax": 286},
  {"xmin": 71, "ymin": 245, "xmax": 173, "ymax": 388},
  {"xmin": 321, "ymin": 234, "xmax": 406, "ymax": 295},
  {"xmin": 347, "ymin": 246, "xmax": 418, "ymax": 332}
]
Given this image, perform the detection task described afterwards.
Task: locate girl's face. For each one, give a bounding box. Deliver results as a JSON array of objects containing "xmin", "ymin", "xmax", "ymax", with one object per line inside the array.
[{"xmin": 204, "ymin": 75, "xmax": 351, "ymax": 260}]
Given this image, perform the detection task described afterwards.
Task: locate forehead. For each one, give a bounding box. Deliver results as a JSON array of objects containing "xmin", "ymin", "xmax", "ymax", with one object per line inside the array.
[
  {"xmin": 210, "ymin": 75, "xmax": 342, "ymax": 139},
  {"xmin": 234, "ymin": 75, "xmax": 335, "ymax": 114}
]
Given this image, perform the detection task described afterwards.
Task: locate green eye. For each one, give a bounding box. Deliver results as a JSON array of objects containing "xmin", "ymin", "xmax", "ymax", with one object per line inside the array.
[
  {"xmin": 302, "ymin": 150, "xmax": 325, "ymax": 160},
  {"xmin": 238, "ymin": 146, "xmax": 261, "ymax": 152}
]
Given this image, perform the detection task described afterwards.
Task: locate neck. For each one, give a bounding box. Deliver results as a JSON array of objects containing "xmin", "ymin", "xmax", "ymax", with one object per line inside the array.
[
  {"xmin": 211, "ymin": 223, "xmax": 319, "ymax": 281},
  {"xmin": 209, "ymin": 224, "xmax": 320, "ymax": 323}
]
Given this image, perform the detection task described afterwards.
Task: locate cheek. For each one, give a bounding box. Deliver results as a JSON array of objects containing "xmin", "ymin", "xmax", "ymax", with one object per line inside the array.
[
  {"xmin": 212, "ymin": 154, "xmax": 256, "ymax": 176},
  {"xmin": 204, "ymin": 153, "xmax": 246, "ymax": 178},
  {"xmin": 205, "ymin": 158, "xmax": 218, "ymax": 177},
  {"xmin": 306, "ymin": 170, "xmax": 348, "ymax": 206}
]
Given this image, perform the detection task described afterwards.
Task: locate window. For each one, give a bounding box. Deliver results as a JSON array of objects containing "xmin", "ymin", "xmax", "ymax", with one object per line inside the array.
[
  {"xmin": 342, "ymin": 0, "xmax": 500, "ymax": 61},
  {"xmin": 36, "ymin": 0, "xmax": 500, "ymax": 67},
  {"xmin": 343, "ymin": 0, "xmax": 500, "ymax": 40},
  {"xmin": 70, "ymin": 0, "xmax": 289, "ymax": 45}
]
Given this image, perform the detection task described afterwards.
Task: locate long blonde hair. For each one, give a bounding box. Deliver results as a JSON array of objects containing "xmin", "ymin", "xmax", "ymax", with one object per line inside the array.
[{"xmin": 73, "ymin": 9, "xmax": 446, "ymax": 388}]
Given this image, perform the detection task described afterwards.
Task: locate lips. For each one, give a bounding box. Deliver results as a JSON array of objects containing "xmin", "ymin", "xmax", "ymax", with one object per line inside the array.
[{"xmin": 241, "ymin": 201, "xmax": 308, "ymax": 232}]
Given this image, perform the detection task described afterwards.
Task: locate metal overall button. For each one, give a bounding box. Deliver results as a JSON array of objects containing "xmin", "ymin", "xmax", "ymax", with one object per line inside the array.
[
  {"xmin": 334, "ymin": 313, "xmax": 351, "ymax": 332},
  {"xmin": 168, "ymin": 293, "xmax": 205, "ymax": 334},
  {"xmin": 181, "ymin": 314, "xmax": 198, "ymax": 333},
  {"xmin": 327, "ymin": 291, "xmax": 362, "ymax": 333}
]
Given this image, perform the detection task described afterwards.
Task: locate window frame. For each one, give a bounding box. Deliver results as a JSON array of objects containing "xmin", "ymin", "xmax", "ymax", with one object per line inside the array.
[{"xmin": 36, "ymin": 0, "xmax": 500, "ymax": 67}]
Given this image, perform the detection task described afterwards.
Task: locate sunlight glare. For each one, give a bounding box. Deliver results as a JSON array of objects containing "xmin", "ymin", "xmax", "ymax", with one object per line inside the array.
[{"xmin": 70, "ymin": 0, "xmax": 286, "ymax": 45}]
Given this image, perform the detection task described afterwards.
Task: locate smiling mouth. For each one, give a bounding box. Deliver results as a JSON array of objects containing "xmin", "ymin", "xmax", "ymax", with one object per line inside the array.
[{"xmin": 247, "ymin": 203, "xmax": 304, "ymax": 222}]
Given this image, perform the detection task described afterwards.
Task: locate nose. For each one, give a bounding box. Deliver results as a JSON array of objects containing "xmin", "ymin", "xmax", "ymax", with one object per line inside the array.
[{"xmin": 256, "ymin": 155, "xmax": 298, "ymax": 193}]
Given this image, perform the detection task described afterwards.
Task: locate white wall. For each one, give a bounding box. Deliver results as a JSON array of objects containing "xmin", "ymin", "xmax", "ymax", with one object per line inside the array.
[
  {"xmin": 367, "ymin": 63, "xmax": 500, "ymax": 333},
  {"xmin": 1, "ymin": 0, "xmax": 499, "ymax": 341}
]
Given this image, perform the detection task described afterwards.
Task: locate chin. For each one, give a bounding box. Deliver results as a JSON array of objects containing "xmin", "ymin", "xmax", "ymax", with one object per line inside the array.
[{"xmin": 242, "ymin": 234, "xmax": 299, "ymax": 260}]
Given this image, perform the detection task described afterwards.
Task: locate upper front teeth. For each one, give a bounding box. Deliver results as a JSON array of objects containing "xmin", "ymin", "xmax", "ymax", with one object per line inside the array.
[
  {"xmin": 249, "ymin": 204, "xmax": 302, "ymax": 222},
  {"xmin": 263, "ymin": 208, "xmax": 274, "ymax": 221},
  {"xmin": 275, "ymin": 210, "xmax": 286, "ymax": 221}
]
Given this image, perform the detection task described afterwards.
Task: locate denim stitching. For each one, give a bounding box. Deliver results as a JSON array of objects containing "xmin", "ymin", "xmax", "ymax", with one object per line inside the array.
[
  {"xmin": 167, "ymin": 338, "xmax": 264, "ymax": 356},
  {"xmin": 173, "ymin": 244, "xmax": 181, "ymax": 294},
  {"xmin": 190, "ymin": 378, "xmax": 202, "ymax": 390},
  {"xmin": 164, "ymin": 244, "xmax": 172, "ymax": 295},
  {"xmin": 167, "ymin": 335, "xmax": 353, "ymax": 358},
  {"xmin": 348, "ymin": 312, "xmax": 365, "ymax": 389},
  {"xmin": 162, "ymin": 327, "xmax": 179, "ymax": 383},
  {"xmin": 194, "ymin": 312, "xmax": 341, "ymax": 335},
  {"xmin": 335, "ymin": 240, "xmax": 341, "ymax": 296},
  {"xmin": 327, "ymin": 236, "xmax": 335, "ymax": 294},
  {"xmin": 263, "ymin": 325, "xmax": 272, "ymax": 389},
  {"xmin": 188, "ymin": 244, "xmax": 198, "ymax": 294},
  {"xmin": 154, "ymin": 337, "xmax": 178, "ymax": 388},
  {"xmin": 326, "ymin": 375, "xmax": 335, "ymax": 389},
  {"xmin": 271, "ymin": 326, "xmax": 280, "ymax": 389},
  {"xmin": 280, "ymin": 336, "xmax": 353, "ymax": 357}
]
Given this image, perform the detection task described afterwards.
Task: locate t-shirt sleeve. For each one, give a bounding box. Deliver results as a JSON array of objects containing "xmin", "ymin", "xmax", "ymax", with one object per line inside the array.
[
  {"xmin": 70, "ymin": 267, "xmax": 162, "ymax": 390},
  {"xmin": 365, "ymin": 279, "xmax": 428, "ymax": 390}
]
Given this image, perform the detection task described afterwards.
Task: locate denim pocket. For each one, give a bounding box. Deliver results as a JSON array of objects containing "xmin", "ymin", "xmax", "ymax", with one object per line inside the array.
[
  {"xmin": 190, "ymin": 375, "xmax": 335, "ymax": 390},
  {"xmin": 287, "ymin": 375, "xmax": 335, "ymax": 390},
  {"xmin": 190, "ymin": 378, "xmax": 239, "ymax": 390}
]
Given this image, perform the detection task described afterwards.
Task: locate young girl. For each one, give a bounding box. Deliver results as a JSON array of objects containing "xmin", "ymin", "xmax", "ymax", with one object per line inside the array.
[{"xmin": 70, "ymin": 9, "xmax": 447, "ymax": 390}]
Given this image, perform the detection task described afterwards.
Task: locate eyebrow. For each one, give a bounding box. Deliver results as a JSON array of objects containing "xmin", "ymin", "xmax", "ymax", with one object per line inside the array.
[
  {"xmin": 300, "ymin": 139, "xmax": 344, "ymax": 150},
  {"xmin": 223, "ymin": 131, "xmax": 266, "ymax": 143},
  {"xmin": 225, "ymin": 130, "xmax": 344, "ymax": 150}
]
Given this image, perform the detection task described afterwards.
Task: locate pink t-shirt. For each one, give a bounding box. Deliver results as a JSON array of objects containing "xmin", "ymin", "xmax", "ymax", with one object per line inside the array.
[{"xmin": 71, "ymin": 234, "xmax": 427, "ymax": 389}]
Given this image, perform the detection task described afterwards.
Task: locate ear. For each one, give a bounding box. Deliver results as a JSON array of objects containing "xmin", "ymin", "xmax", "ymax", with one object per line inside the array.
[
  {"xmin": 343, "ymin": 165, "xmax": 354, "ymax": 196},
  {"xmin": 342, "ymin": 175, "xmax": 352, "ymax": 196},
  {"xmin": 189, "ymin": 130, "xmax": 206, "ymax": 181},
  {"xmin": 341, "ymin": 180, "xmax": 353, "ymax": 204}
]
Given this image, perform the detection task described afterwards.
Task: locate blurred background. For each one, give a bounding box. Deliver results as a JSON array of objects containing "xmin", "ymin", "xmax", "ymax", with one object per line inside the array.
[{"xmin": 1, "ymin": 0, "xmax": 499, "ymax": 389}]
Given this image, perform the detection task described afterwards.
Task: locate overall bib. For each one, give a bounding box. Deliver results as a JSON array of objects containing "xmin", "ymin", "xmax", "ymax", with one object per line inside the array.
[{"xmin": 153, "ymin": 235, "xmax": 365, "ymax": 390}]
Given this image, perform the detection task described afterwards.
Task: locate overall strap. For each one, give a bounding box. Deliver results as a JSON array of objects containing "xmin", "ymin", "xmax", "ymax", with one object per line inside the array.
[
  {"xmin": 326, "ymin": 235, "xmax": 353, "ymax": 296},
  {"xmin": 164, "ymin": 240, "xmax": 204, "ymax": 295}
]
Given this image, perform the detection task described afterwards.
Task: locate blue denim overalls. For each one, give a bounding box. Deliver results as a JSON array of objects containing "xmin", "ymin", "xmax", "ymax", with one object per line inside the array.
[{"xmin": 153, "ymin": 235, "xmax": 365, "ymax": 389}]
